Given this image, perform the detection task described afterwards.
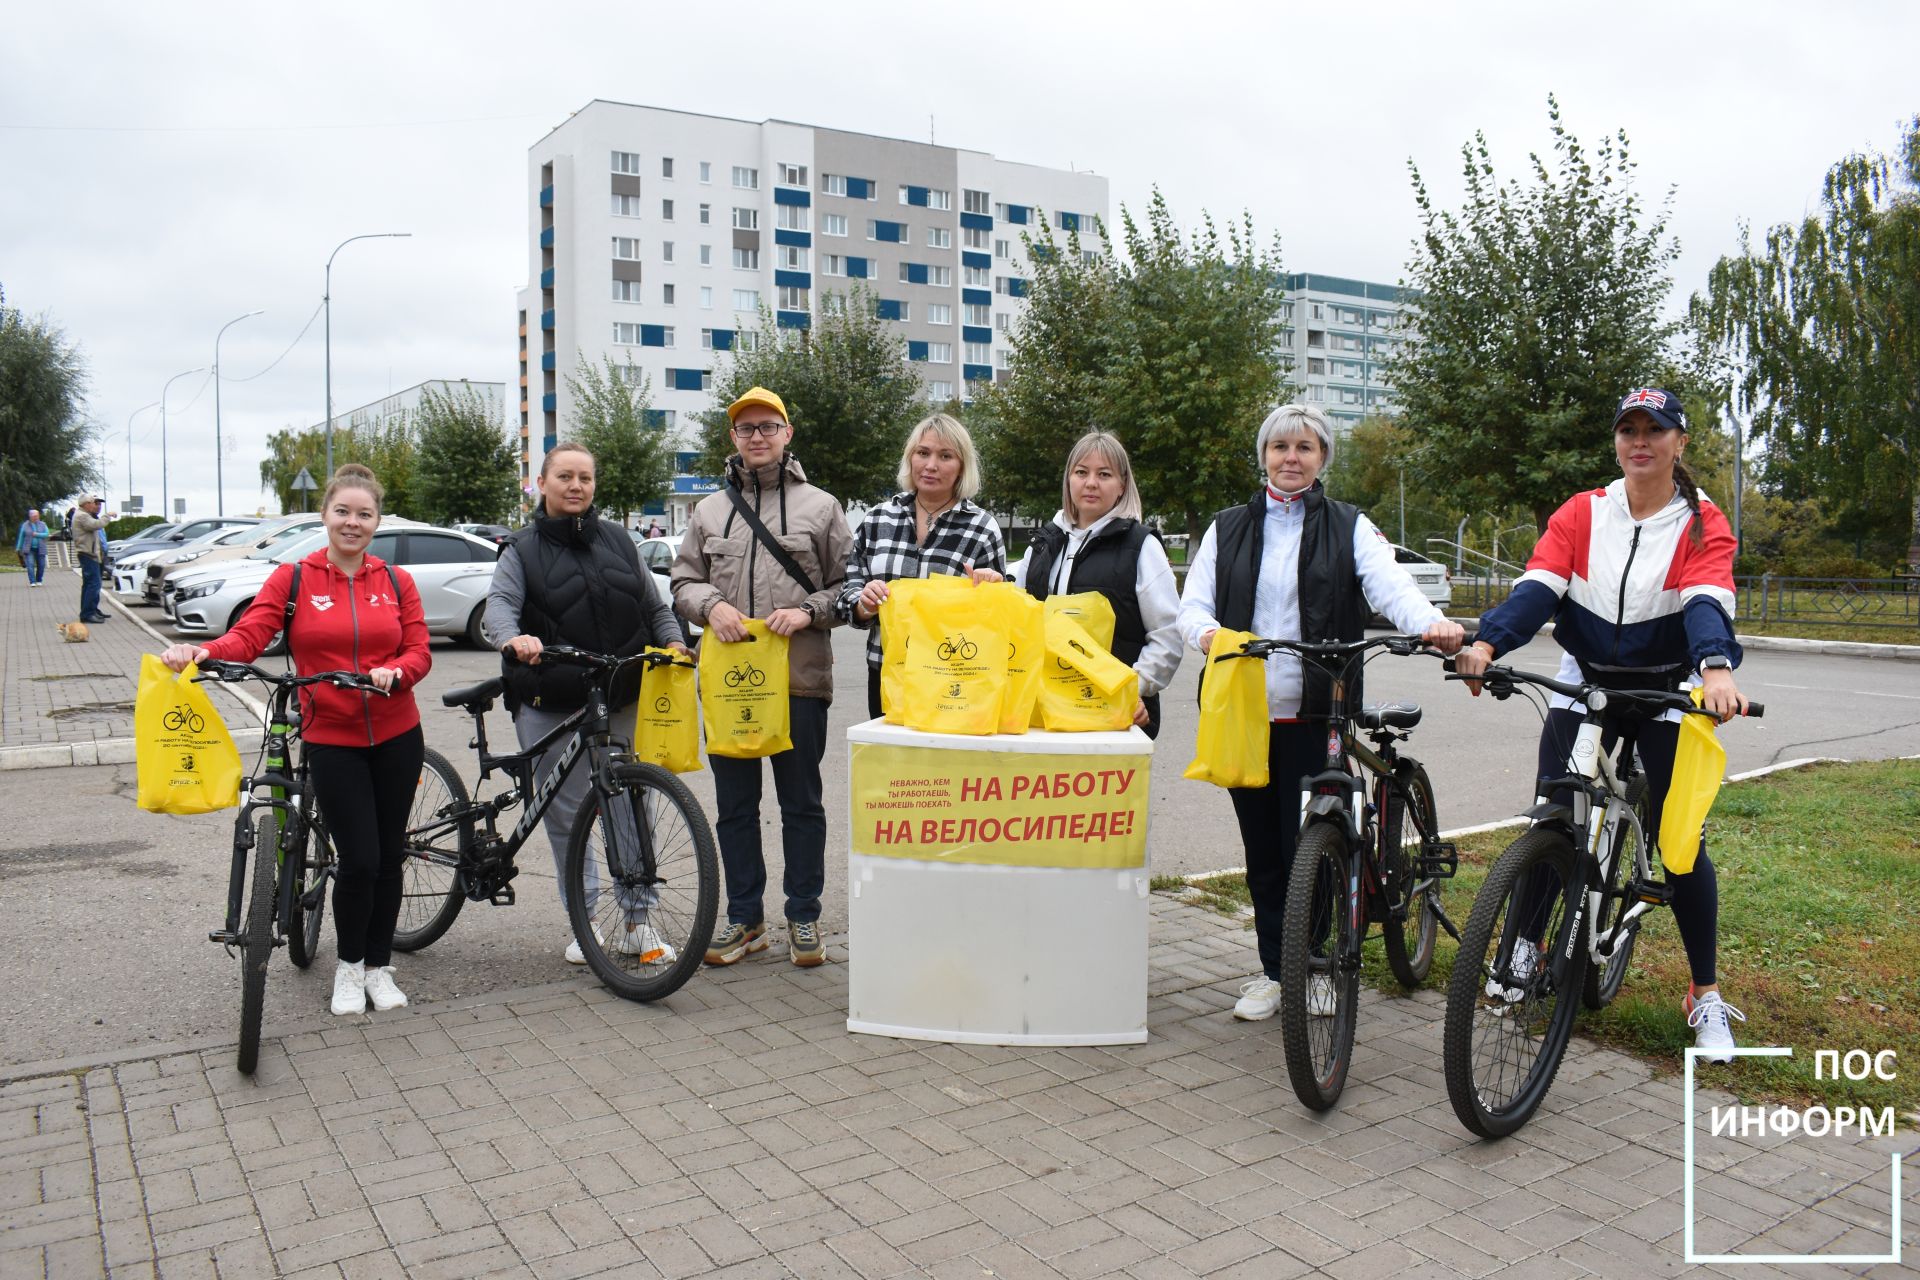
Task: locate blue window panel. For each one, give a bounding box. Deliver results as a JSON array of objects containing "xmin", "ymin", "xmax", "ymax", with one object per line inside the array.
[
  {"xmin": 540, "ymin": 309, "xmax": 555, "ymax": 330},
  {"xmin": 846, "ymin": 256, "xmax": 870, "ymax": 279},
  {"xmin": 709, "ymin": 328, "xmax": 735, "ymax": 351},
  {"xmin": 540, "ymin": 351, "xmax": 556, "ymax": 371},
  {"xmin": 963, "ymin": 364, "xmax": 993, "ymax": 383},
  {"xmin": 908, "ymin": 341, "xmax": 929, "ymax": 362},
  {"xmin": 672, "ymin": 474, "xmax": 723, "ymax": 495},
  {"xmin": 539, "ymin": 267, "xmax": 554, "ymax": 288},
  {"xmin": 904, "ymin": 262, "xmax": 929, "ymax": 285},
  {"xmin": 1007, "ymin": 277, "xmax": 1029, "ymax": 298},
  {"xmin": 875, "ymin": 220, "xmax": 906, "ymax": 243},
  {"xmin": 962, "ymin": 288, "xmax": 991, "ymax": 306},
  {"xmin": 904, "ymin": 185, "xmax": 930, "ymax": 207},
  {"xmin": 960, "ymin": 212, "xmax": 992, "ymax": 232},
  {"xmin": 774, "ymin": 187, "xmax": 811, "ymax": 207},
  {"xmin": 875, "ymin": 299, "xmax": 903, "ymax": 321},
  {"xmin": 669, "ymin": 368, "xmax": 705, "ymax": 392},
  {"xmin": 774, "ymin": 270, "xmax": 812, "ymax": 289},
  {"xmin": 962, "ymin": 325, "xmax": 993, "ymax": 345},
  {"xmin": 539, "ymin": 185, "xmax": 553, "ymax": 208},
  {"xmin": 541, "ymin": 393, "xmax": 557, "ymax": 412},
  {"xmin": 642, "ymin": 409, "xmax": 670, "ymax": 427},
  {"xmin": 1003, "ymin": 204, "xmax": 1030, "ymax": 225},
  {"xmin": 542, "ymin": 433, "xmax": 558, "ymax": 451},
  {"xmin": 640, "ymin": 325, "xmax": 667, "ymax": 347},
  {"xmin": 961, "ymin": 251, "xmax": 990, "ymax": 270},
  {"xmin": 1059, "ymin": 212, "xmax": 1080, "ymax": 233},
  {"xmin": 675, "ymin": 451, "xmax": 700, "ymax": 472},
  {"xmin": 774, "ymin": 229, "xmax": 812, "ymax": 248},
  {"xmin": 539, "ymin": 226, "xmax": 554, "ymax": 248},
  {"xmin": 1030, "ymin": 243, "xmax": 1056, "ymax": 263},
  {"xmin": 846, "ymin": 177, "xmax": 872, "ymax": 200},
  {"xmin": 777, "ymin": 310, "xmax": 811, "ymax": 330}
]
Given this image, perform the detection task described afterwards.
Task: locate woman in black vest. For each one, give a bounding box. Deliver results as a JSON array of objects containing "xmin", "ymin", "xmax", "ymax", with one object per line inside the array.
[
  {"xmin": 482, "ymin": 442, "xmax": 689, "ymax": 967},
  {"xmin": 1010, "ymin": 431, "xmax": 1182, "ymax": 738},
  {"xmin": 1177, "ymin": 404, "xmax": 1464, "ymax": 1023}
]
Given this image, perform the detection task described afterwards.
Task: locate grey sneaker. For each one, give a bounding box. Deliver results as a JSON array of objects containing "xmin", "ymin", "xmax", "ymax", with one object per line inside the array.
[
  {"xmin": 705, "ymin": 920, "xmax": 769, "ymax": 966},
  {"xmin": 788, "ymin": 920, "xmax": 825, "ymax": 967}
]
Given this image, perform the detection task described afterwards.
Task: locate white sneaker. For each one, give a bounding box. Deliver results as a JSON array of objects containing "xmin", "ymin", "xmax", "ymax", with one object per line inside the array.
[
  {"xmin": 1233, "ymin": 976, "xmax": 1283, "ymax": 1021},
  {"xmin": 363, "ymin": 966, "xmax": 408, "ymax": 1011},
  {"xmin": 563, "ymin": 929, "xmax": 604, "ymax": 965},
  {"xmin": 613, "ymin": 923, "xmax": 676, "ymax": 963},
  {"xmin": 1307, "ymin": 973, "xmax": 1338, "ymax": 1017},
  {"xmin": 1486, "ymin": 937, "xmax": 1539, "ymax": 1003},
  {"xmin": 1685, "ymin": 991, "xmax": 1746, "ymax": 1065},
  {"xmin": 330, "ymin": 960, "xmax": 366, "ymax": 1015}
]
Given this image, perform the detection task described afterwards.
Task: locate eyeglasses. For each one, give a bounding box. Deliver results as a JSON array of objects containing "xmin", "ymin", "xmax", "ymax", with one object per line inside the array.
[{"xmin": 731, "ymin": 420, "xmax": 786, "ymax": 438}]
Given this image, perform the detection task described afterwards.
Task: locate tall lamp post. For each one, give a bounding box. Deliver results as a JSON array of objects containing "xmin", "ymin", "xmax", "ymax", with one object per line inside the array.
[
  {"xmin": 324, "ymin": 233, "xmax": 410, "ymax": 476},
  {"xmin": 160, "ymin": 367, "xmax": 206, "ymax": 520},
  {"xmin": 125, "ymin": 401, "xmax": 159, "ymax": 510},
  {"xmin": 212, "ymin": 310, "xmax": 264, "ymax": 517}
]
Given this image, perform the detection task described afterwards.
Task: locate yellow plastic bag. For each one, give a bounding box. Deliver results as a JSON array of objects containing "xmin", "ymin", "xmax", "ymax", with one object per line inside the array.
[
  {"xmin": 877, "ymin": 573, "xmax": 969, "ymax": 723},
  {"xmin": 896, "ymin": 583, "xmax": 1008, "ymax": 736},
  {"xmin": 135, "ymin": 656, "xmax": 243, "ymax": 813},
  {"xmin": 976, "ymin": 582, "xmax": 1043, "ymax": 733},
  {"xmin": 1037, "ymin": 613, "xmax": 1136, "ymax": 733},
  {"xmin": 699, "ymin": 620, "xmax": 791, "ymax": 758},
  {"xmin": 1032, "ymin": 593, "xmax": 1117, "ymax": 726},
  {"xmin": 1659, "ymin": 688, "xmax": 1726, "ymax": 874},
  {"xmin": 1184, "ymin": 629, "xmax": 1270, "ymax": 789},
  {"xmin": 632, "ymin": 649, "xmax": 702, "ymax": 773}
]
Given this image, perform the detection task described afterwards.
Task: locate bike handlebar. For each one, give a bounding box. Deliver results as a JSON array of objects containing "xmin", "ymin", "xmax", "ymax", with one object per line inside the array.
[
  {"xmin": 527, "ymin": 644, "xmax": 695, "ymax": 671},
  {"xmin": 1439, "ymin": 660, "xmax": 1764, "ymax": 719},
  {"xmin": 1220, "ymin": 634, "xmax": 1447, "ymax": 665},
  {"xmin": 192, "ymin": 660, "xmax": 387, "ymax": 695}
]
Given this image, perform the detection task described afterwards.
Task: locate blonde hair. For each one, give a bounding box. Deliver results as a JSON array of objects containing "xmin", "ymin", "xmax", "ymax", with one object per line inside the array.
[
  {"xmin": 1255, "ymin": 403, "xmax": 1336, "ymax": 472},
  {"xmin": 321, "ymin": 463, "xmax": 384, "ymax": 512},
  {"xmin": 895, "ymin": 412, "xmax": 982, "ymax": 501},
  {"xmin": 1061, "ymin": 431, "xmax": 1142, "ymax": 523}
]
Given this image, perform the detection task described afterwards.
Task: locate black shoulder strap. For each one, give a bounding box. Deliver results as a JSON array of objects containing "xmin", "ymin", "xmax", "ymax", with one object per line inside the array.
[
  {"xmin": 282, "ymin": 563, "xmax": 301, "ymax": 636},
  {"xmin": 726, "ymin": 484, "xmax": 818, "ymax": 595}
]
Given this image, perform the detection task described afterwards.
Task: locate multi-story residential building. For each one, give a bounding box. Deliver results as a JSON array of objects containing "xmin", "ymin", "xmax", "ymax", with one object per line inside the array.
[
  {"xmin": 324, "ymin": 379, "xmax": 508, "ymax": 435},
  {"xmin": 517, "ymin": 100, "xmax": 1108, "ymax": 529},
  {"xmin": 1274, "ymin": 274, "xmax": 1414, "ymax": 434}
]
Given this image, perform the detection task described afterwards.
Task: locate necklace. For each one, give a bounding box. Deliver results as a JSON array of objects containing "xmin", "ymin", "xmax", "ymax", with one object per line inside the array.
[{"xmin": 917, "ymin": 495, "xmax": 954, "ymax": 523}]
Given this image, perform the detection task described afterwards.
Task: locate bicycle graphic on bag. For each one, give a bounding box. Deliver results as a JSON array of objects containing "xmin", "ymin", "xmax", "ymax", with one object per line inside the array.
[
  {"xmin": 163, "ymin": 706, "xmax": 206, "ymax": 734},
  {"xmin": 722, "ymin": 661, "xmax": 766, "ymax": 688},
  {"xmin": 937, "ymin": 634, "xmax": 979, "ymax": 662}
]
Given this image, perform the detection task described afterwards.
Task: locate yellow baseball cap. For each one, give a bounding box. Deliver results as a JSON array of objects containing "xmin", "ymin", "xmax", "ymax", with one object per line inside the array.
[{"xmin": 727, "ymin": 386, "xmax": 788, "ymax": 424}]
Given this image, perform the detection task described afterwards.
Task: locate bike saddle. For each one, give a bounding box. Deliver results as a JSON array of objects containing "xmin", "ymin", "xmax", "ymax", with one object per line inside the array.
[
  {"xmin": 441, "ymin": 677, "xmax": 506, "ymax": 711},
  {"xmin": 1359, "ymin": 701, "xmax": 1422, "ymax": 730}
]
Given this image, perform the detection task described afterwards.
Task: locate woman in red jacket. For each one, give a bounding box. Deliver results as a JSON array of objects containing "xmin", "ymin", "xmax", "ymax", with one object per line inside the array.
[{"xmin": 162, "ymin": 464, "xmax": 432, "ymax": 1017}]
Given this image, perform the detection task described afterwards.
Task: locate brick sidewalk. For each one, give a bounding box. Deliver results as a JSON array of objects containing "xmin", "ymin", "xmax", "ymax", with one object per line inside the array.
[{"xmin": 2, "ymin": 897, "xmax": 1911, "ymax": 1279}]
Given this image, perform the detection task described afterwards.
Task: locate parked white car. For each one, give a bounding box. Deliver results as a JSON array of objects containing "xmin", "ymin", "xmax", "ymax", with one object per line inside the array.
[
  {"xmin": 112, "ymin": 525, "xmax": 250, "ymax": 595},
  {"xmin": 1390, "ymin": 543, "xmax": 1453, "ymax": 611}
]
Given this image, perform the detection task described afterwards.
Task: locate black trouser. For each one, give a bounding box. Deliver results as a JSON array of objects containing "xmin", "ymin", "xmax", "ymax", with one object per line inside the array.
[
  {"xmin": 1228, "ymin": 721, "xmax": 1335, "ymax": 982},
  {"xmin": 1533, "ymin": 708, "xmax": 1719, "ymax": 986},
  {"xmin": 306, "ymin": 724, "xmax": 426, "ymax": 967},
  {"xmin": 709, "ymin": 696, "xmax": 828, "ymax": 925}
]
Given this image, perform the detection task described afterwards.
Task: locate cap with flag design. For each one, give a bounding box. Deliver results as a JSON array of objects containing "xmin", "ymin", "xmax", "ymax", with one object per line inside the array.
[{"xmin": 1612, "ymin": 387, "xmax": 1687, "ymax": 433}]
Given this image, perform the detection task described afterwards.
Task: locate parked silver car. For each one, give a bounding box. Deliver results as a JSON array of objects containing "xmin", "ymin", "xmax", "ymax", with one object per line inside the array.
[
  {"xmin": 112, "ymin": 524, "xmax": 256, "ymax": 595},
  {"xmin": 146, "ymin": 516, "xmax": 324, "ymax": 602}
]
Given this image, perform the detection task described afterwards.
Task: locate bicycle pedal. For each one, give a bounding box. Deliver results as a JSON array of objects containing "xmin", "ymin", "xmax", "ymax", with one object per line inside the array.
[
  {"xmin": 207, "ymin": 929, "xmax": 244, "ymax": 946},
  {"xmin": 489, "ymin": 885, "xmax": 516, "ymax": 906},
  {"xmin": 1420, "ymin": 840, "xmax": 1459, "ymax": 877},
  {"xmin": 1630, "ymin": 877, "xmax": 1673, "ymax": 906}
]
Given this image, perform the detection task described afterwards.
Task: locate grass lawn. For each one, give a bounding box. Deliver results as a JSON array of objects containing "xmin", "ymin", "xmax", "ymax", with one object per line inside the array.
[{"xmin": 1160, "ymin": 759, "xmax": 1920, "ymax": 1113}]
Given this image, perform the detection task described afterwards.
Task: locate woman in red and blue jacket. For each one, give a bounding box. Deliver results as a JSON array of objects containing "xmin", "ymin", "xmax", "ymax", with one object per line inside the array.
[
  {"xmin": 1456, "ymin": 389, "xmax": 1750, "ymax": 1063},
  {"xmin": 162, "ymin": 464, "xmax": 432, "ymax": 1018}
]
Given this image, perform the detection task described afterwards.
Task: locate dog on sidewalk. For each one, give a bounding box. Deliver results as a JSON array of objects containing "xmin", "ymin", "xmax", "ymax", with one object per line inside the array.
[{"xmin": 56, "ymin": 621, "xmax": 91, "ymax": 643}]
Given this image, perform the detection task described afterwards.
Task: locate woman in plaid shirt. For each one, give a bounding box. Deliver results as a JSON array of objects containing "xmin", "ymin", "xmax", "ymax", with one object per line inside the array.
[{"xmin": 836, "ymin": 413, "xmax": 1008, "ymax": 719}]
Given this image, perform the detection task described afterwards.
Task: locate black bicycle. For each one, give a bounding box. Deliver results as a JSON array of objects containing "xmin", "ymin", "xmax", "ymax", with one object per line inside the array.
[
  {"xmin": 1220, "ymin": 635, "xmax": 1460, "ymax": 1110},
  {"xmin": 1439, "ymin": 662, "xmax": 1763, "ymax": 1137},
  {"xmin": 196, "ymin": 660, "xmax": 384, "ymax": 1074},
  {"xmin": 396, "ymin": 645, "xmax": 719, "ymax": 1003}
]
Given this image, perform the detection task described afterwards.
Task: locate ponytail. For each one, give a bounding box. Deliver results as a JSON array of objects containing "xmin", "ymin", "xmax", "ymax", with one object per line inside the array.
[{"xmin": 1671, "ymin": 457, "xmax": 1704, "ymax": 546}]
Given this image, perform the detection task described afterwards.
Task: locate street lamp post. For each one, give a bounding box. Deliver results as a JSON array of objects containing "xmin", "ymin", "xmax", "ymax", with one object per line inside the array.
[
  {"xmin": 213, "ymin": 310, "xmax": 264, "ymax": 517},
  {"xmin": 160, "ymin": 368, "xmax": 206, "ymax": 519},
  {"xmin": 324, "ymin": 233, "xmax": 411, "ymax": 477},
  {"xmin": 125, "ymin": 401, "xmax": 159, "ymax": 509}
]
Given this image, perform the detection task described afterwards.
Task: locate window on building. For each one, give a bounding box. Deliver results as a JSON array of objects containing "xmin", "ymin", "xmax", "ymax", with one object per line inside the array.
[
  {"xmin": 777, "ymin": 286, "xmax": 809, "ymax": 311},
  {"xmin": 731, "ymin": 207, "xmax": 758, "ymax": 231},
  {"xmin": 1308, "ymin": 358, "xmax": 1326, "ymax": 376},
  {"xmin": 928, "ymin": 381, "xmax": 955, "ymax": 401},
  {"xmin": 994, "ymin": 312, "xmax": 1011, "ymax": 332},
  {"xmin": 661, "ymin": 157, "xmax": 674, "ymax": 179},
  {"xmin": 732, "ymin": 166, "xmax": 758, "ymax": 189},
  {"xmin": 658, "ymin": 241, "xmax": 672, "ymax": 263},
  {"xmin": 963, "ymin": 189, "xmax": 990, "ymax": 215},
  {"xmin": 963, "ymin": 226, "xmax": 989, "ymax": 250},
  {"xmin": 776, "ymin": 204, "xmax": 809, "ymax": 231},
  {"xmin": 699, "ymin": 161, "xmax": 711, "ymax": 183},
  {"xmin": 926, "ymin": 343, "xmax": 952, "ymax": 364},
  {"xmin": 823, "ymin": 173, "xmax": 848, "ymax": 197},
  {"xmin": 927, "ymin": 265, "xmax": 951, "ymax": 287},
  {"xmin": 965, "ymin": 265, "xmax": 990, "ymax": 287},
  {"xmin": 661, "ymin": 199, "xmax": 674, "ymax": 220},
  {"xmin": 612, "ymin": 279, "xmax": 642, "ymax": 302},
  {"xmin": 822, "ymin": 254, "xmax": 845, "ymax": 277},
  {"xmin": 612, "ymin": 237, "xmax": 642, "ymax": 260},
  {"xmin": 662, "ymin": 283, "xmax": 676, "ymax": 305},
  {"xmin": 732, "ymin": 247, "xmax": 759, "ymax": 270},
  {"xmin": 964, "ymin": 302, "xmax": 989, "ymax": 326},
  {"xmin": 1306, "ymin": 330, "xmax": 1324, "ymax": 348},
  {"xmin": 821, "ymin": 294, "xmax": 847, "ymax": 317},
  {"xmin": 994, "ymin": 348, "xmax": 1011, "ymax": 369},
  {"xmin": 698, "ymin": 203, "xmax": 711, "ymax": 225},
  {"xmin": 732, "ymin": 288, "xmax": 760, "ymax": 311},
  {"xmin": 611, "ymin": 151, "xmax": 642, "ymax": 174},
  {"xmin": 927, "ymin": 226, "xmax": 951, "ymax": 249},
  {"xmin": 926, "ymin": 303, "xmax": 951, "ymax": 325},
  {"xmin": 822, "ymin": 213, "xmax": 847, "ymax": 237},
  {"xmin": 701, "ymin": 329, "xmax": 720, "ymax": 349},
  {"xmin": 994, "ymin": 239, "xmax": 1012, "ymax": 258},
  {"xmin": 699, "ymin": 244, "xmax": 712, "ymax": 266},
  {"xmin": 964, "ymin": 341, "xmax": 991, "ymax": 364},
  {"xmin": 994, "ymin": 277, "xmax": 1011, "ymax": 295},
  {"xmin": 1311, "ymin": 303, "xmax": 1324, "ymax": 320},
  {"xmin": 611, "ymin": 194, "xmax": 642, "ymax": 217},
  {"xmin": 927, "ymin": 189, "xmax": 952, "ymax": 211},
  {"xmin": 779, "ymin": 245, "xmax": 808, "ymax": 270},
  {"xmin": 779, "ymin": 163, "xmax": 807, "ymax": 187},
  {"xmin": 700, "ymin": 286, "xmax": 713, "ymax": 309}
]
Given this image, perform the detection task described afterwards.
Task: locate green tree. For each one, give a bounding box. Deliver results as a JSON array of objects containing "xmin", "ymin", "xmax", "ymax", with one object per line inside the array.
[
  {"xmin": 411, "ymin": 384, "xmax": 517, "ymax": 524},
  {"xmin": 567, "ymin": 354, "xmax": 670, "ymax": 520},
  {"xmin": 258, "ymin": 417, "xmax": 416, "ymax": 516},
  {"xmin": 1390, "ymin": 96, "xmax": 1681, "ymax": 532},
  {"xmin": 259, "ymin": 425, "xmax": 328, "ymax": 513},
  {"xmin": 693, "ymin": 289, "xmax": 923, "ymax": 503},
  {"xmin": 1692, "ymin": 116, "xmax": 1920, "ymax": 565},
  {"xmin": 0, "ymin": 291, "xmax": 97, "ymax": 519}
]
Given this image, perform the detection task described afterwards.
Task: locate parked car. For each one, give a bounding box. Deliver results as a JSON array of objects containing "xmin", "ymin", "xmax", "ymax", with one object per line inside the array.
[
  {"xmin": 1389, "ymin": 543, "xmax": 1453, "ymax": 612},
  {"xmin": 168, "ymin": 522, "xmax": 502, "ymax": 652},
  {"xmin": 106, "ymin": 521, "xmax": 180, "ymax": 556},
  {"xmin": 153, "ymin": 516, "xmax": 325, "ymax": 607},
  {"xmin": 112, "ymin": 524, "xmax": 256, "ymax": 595},
  {"xmin": 109, "ymin": 516, "xmax": 259, "ymax": 569},
  {"xmin": 626, "ymin": 532, "xmax": 697, "ymax": 641},
  {"xmin": 454, "ymin": 523, "xmax": 515, "ymax": 544}
]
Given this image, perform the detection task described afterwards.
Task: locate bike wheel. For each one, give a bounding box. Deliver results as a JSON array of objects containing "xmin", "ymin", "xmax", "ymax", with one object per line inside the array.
[
  {"xmin": 1443, "ymin": 827, "xmax": 1587, "ymax": 1138},
  {"xmin": 1584, "ymin": 774, "xmax": 1650, "ymax": 1011},
  {"xmin": 237, "ymin": 813, "xmax": 279, "ymax": 1075},
  {"xmin": 284, "ymin": 794, "xmax": 332, "ymax": 970},
  {"xmin": 1380, "ymin": 765, "xmax": 1440, "ymax": 988},
  {"xmin": 1278, "ymin": 823, "xmax": 1360, "ymax": 1112},
  {"xmin": 565, "ymin": 762, "xmax": 718, "ymax": 1002},
  {"xmin": 391, "ymin": 748, "xmax": 469, "ymax": 952}
]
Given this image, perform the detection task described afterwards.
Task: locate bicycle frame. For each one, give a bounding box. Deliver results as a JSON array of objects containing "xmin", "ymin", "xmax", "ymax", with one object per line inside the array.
[
  {"xmin": 1537, "ymin": 699, "xmax": 1658, "ymax": 969},
  {"xmin": 214, "ymin": 681, "xmax": 307, "ymax": 946}
]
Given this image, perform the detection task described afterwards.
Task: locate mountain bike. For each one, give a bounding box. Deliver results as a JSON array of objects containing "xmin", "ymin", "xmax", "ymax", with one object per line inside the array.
[
  {"xmin": 1439, "ymin": 662, "xmax": 1764, "ymax": 1137},
  {"xmin": 1220, "ymin": 634, "xmax": 1460, "ymax": 1111},
  {"xmin": 397, "ymin": 645, "xmax": 719, "ymax": 1003},
  {"xmin": 195, "ymin": 660, "xmax": 386, "ymax": 1075}
]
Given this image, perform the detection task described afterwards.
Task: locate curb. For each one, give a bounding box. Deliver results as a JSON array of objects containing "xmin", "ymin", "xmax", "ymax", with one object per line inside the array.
[{"xmin": 1458, "ymin": 617, "xmax": 1920, "ymax": 661}]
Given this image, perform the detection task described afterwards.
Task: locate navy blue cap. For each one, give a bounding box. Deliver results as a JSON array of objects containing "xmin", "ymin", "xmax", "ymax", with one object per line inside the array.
[{"xmin": 1612, "ymin": 388, "xmax": 1687, "ymax": 433}]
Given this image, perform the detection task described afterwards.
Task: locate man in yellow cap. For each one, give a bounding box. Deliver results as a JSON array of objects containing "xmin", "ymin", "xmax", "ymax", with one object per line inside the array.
[{"xmin": 671, "ymin": 387, "xmax": 852, "ymax": 968}]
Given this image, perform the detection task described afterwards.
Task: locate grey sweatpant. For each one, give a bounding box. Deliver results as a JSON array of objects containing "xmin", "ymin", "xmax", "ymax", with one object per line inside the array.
[{"xmin": 512, "ymin": 701, "xmax": 653, "ymax": 928}]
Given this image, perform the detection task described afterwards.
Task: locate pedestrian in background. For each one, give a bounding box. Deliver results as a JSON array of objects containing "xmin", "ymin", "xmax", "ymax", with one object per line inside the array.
[
  {"xmin": 71, "ymin": 495, "xmax": 112, "ymax": 622},
  {"xmin": 14, "ymin": 509, "xmax": 49, "ymax": 585}
]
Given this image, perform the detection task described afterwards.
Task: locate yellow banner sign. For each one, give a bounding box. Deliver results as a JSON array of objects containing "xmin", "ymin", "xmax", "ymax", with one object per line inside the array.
[{"xmin": 850, "ymin": 742, "xmax": 1148, "ymax": 869}]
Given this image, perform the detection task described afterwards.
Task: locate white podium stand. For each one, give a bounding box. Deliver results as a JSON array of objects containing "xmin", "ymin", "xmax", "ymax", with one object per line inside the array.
[{"xmin": 845, "ymin": 719, "xmax": 1153, "ymax": 1046}]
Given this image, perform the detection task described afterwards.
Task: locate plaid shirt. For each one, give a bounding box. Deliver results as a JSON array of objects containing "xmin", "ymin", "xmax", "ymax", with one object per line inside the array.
[{"xmin": 836, "ymin": 493, "xmax": 1008, "ymax": 667}]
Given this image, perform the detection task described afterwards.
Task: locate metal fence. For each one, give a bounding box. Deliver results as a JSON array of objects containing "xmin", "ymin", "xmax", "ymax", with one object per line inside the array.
[{"xmin": 1448, "ymin": 573, "xmax": 1920, "ymax": 633}]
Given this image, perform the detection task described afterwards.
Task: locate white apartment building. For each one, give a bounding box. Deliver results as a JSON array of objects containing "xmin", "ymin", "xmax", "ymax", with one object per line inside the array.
[
  {"xmin": 1275, "ymin": 274, "xmax": 1415, "ymax": 433},
  {"xmin": 517, "ymin": 100, "xmax": 1109, "ymax": 529},
  {"xmin": 320, "ymin": 379, "xmax": 508, "ymax": 435}
]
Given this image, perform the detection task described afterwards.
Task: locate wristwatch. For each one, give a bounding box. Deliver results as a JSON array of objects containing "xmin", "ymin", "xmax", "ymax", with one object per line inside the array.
[
  {"xmin": 1699, "ymin": 654, "xmax": 1732, "ymax": 674},
  {"xmin": 798, "ymin": 600, "xmax": 819, "ymax": 623}
]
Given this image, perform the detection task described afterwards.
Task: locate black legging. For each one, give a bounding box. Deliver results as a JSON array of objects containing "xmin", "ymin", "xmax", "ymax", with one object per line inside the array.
[
  {"xmin": 1228, "ymin": 721, "xmax": 1336, "ymax": 981},
  {"xmin": 1532, "ymin": 708, "xmax": 1719, "ymax": 986},
  {"xmin": 306, "ymin": 724, "xmax": 426, "ymax": 967}
]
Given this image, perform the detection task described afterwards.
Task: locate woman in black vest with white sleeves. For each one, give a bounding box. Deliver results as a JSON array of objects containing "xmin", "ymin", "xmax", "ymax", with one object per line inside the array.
[
  {"xmin": 1177, "ymin": 404, "xmax": 1464, "ymax": 1023},
  {"xmin": 1010, "ymin": 431, "xmax": 1182, "ymax": 738},
  {"xmin": 482, "ymin": 442, "xmax": 690, "ymax": 968}
]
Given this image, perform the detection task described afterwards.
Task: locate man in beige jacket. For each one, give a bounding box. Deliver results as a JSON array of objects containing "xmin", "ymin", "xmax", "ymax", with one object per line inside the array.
[{"xmin": 671, "ymin": 387, "xmax": 852, "ymax": 968}]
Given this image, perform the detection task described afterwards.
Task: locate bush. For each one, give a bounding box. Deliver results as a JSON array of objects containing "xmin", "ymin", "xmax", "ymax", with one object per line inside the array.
[{"xmin": 107, "ymin": 515, "xmax": 167, "ymax": 541}]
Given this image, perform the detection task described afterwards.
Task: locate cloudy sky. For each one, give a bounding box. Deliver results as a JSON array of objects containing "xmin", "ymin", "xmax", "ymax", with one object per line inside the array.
[{"xmin": 4, "ymin": 1, "xmax": 1915, "ymax": 517}]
